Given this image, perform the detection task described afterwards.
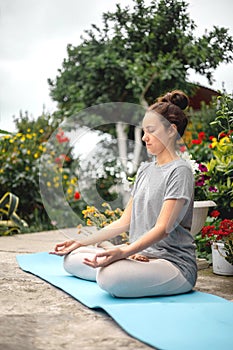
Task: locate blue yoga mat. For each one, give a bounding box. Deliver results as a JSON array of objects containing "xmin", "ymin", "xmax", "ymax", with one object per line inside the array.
[{"xmin": 17, "ymin": 252, "xmax": 233, "ymax": 350}]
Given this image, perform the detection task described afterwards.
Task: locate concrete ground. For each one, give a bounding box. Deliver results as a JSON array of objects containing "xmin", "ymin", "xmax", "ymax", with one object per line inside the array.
[{"xmin": 0, "ymin": 229, "xmax": 233, "ymax": 350}]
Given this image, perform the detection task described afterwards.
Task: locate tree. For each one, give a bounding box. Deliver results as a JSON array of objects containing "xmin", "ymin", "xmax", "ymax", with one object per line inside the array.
[{"xmin": 48, "ymin": 0, "xmax": 233, "ymax": 203}]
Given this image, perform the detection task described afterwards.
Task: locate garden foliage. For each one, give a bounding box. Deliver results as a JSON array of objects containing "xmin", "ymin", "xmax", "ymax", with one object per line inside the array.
[
  {"xmin": 187, "ymin": 94, "xmax": 233, "ymax": 218},
  {"xmin": 0, "ymin": 113, "xmax": 84, "ymax": 233}
]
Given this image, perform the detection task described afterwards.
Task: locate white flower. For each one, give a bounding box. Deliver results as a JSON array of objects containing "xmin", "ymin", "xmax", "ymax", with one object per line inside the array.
[
  {"xmin": 178, "ymin": 151, "xmax": 199, "ymax": 174},
  {"xmin": 122, "ymin": 177, "xmax": 132, "ymax": 192}
]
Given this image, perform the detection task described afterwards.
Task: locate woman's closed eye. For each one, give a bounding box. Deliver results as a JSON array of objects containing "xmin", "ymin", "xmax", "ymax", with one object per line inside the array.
[{"xmin": 143, "ymin": 126, "xmax": 157, "ymax": 134}]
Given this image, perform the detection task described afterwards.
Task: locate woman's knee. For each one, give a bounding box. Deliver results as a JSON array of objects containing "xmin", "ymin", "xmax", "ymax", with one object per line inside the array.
[
  {"xmin": 63, "ymin": 250, "xmax": 97, "ymax": 281},
  {"xmin": 63, "ymin": 252, "xmax": 76, "ymax": 274},
  {"xmin": 63, "ymin": 246, "xmax": 99, "ymax": 273},
  {"xmin": 96, "ymin": 261, "xmax": 127, "ymax": 297}
]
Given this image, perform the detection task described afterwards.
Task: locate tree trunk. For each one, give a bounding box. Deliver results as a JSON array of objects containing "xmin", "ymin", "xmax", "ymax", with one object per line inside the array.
[
  {"xmin": 116, "ymin": 122, "xmax": 128, "ymax": 172},
  {"xmin": 115, "ymin": 122, "xmax": 143, "ymax": 206},
  {"xmin": 115, "ymin": 122, "xmax": 130, "ymax": 206},
  {"xmin": 132, "ymin": 125, "xmax": 142, "ymax": 174}
]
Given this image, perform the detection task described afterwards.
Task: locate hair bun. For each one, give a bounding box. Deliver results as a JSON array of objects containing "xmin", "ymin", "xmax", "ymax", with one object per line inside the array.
[{"xmin": 160, "ymin": 90, "xmax": 189, "ymax": 110}]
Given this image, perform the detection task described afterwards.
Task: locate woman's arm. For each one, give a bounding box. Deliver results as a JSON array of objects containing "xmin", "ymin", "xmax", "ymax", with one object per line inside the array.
[
  {"xmin": 122, "ymin": 198, "xmax": 185, "ymax": 256},
  {"xmin": 84, "ymin": 198, "xmax": 185, "ymax": 267}
]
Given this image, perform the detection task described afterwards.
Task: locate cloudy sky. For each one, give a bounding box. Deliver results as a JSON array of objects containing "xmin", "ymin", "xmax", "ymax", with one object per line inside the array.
[{"xmin": 1, "ymin": 0, "xmax": 233, "ymax": 132}]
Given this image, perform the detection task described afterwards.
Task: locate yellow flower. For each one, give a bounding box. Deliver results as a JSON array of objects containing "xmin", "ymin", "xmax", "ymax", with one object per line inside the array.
[
  {"xmin": 16, "ymin": 133, "xmax": 22, "ymax": 137},
  {"xmin": 9, "ymin": 139, "xmax": 14, "ymax": 143},
  {"xmin": 89, "ymin": 206, "xmax": 96, "ymax": 213},
  {"xmin": 86, "ymin": 219, "xmax": 93, "ymax": 226},
  {"xmin": 26, "ymin": 134, "xmax": 32, "ymax": 139},
  {"xmin": 0, "ymin": 169, "xmax": 4, "ymax": 174},
  {"xmin": 63, "ymin": 174, "xmax": 68, "ymax": 179},
  {"xmin": 27, "ymin": 150, "xmax": 31, "ymax": 155},
  {"xmin": 47, "ymin": 181, "xmax": 51, "ymax": 187},
  {"xmin": 219, "ymin": 136, "xmax": 230, "ymax": 146},
  {"xmin": 25, "ymin": 166, "xmax": 30, "ymax": 171},
  {"xmin": 39, "ymin": 129, "xmax": 44, "ymax": 133},
  {"xmin": 20, "ymin": 136, "xmax": 25, "ymax": 142},
  {"xmin": 211, "ymin": 138, "xmax": 218, "ymax": 149},
  {"xmin": 67, "ymin": 187, "xmax": 73, "ymax": 194},
  {"xmin": 27, "ymin": 128, "xmax": 31, "ymax": 132},
  {"xmin": 100, "ymin": 221, "xmax": 107, "ymax": 227},
  {"xmin": 105, "ymin": 209, "xmax": 114, "ymax": 216},
  {"xmin": 34, "ymin": 153, "xmax": 39, "ymax": 159},
  {"xmin": 70, "ymin": 178, "xmax": 77, "ymax": 184},
  {"xmin": 38, "ymin": 145, "xmax": 45, "ymax": 151}
]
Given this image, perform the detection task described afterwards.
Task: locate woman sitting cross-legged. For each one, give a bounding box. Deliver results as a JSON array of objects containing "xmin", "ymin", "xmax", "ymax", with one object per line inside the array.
[{"xmin": 50, "ymin": 90, "xmax": 197, "ymax": 298}]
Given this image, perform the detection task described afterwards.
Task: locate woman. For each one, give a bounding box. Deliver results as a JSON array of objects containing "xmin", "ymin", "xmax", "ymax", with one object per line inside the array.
[{"xmin": 50, "ymin": 90, "xmax": 197, "ymax": 298}]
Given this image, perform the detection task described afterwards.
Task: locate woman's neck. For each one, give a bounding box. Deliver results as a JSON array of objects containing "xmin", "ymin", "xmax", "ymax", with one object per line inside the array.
[{"xmin": 156, "ymin": 149, "xmax": 179, "ymax": 166}]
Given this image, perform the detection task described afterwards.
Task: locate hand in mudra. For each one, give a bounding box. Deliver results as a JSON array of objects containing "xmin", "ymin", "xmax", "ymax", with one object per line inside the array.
[
  {"xmin": 50, "ymin": 240, "xmax": 82, "ymax": 256},
  {"xmin": 129, "ymin": 254, "xmax": 150, "ymax": 262}
]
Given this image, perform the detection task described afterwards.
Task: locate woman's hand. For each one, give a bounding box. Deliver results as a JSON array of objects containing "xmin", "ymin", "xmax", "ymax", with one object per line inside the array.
[
  {"xmin": 49, "ymin": 240, "xmax": 82, "ymax": 256},
  {"xmin": 129, "ymin": 254, "xmax": 150, "ymax": 262},
  {"xmin": 83, "ymin": 247, "xmax": 127, "ymax": 268}
]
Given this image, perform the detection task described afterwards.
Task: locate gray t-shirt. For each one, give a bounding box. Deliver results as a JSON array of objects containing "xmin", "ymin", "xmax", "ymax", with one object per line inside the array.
[{"xmin": 129, "ymin": 158, "xmax": 197, "ymax": 286}]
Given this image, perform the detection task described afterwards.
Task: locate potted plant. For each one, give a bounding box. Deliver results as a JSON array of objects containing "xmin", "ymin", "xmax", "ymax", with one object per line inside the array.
[
  {"xmin": 184, "ymin": 93, "xmax": 233, "ymax": 235},
  {"xmin": 198, "ymin": 212, "xmax": 233, "ymax": 275},
  {"xmin": 179, "ymin": 150, "xmax": 217, "ymax": 236}
]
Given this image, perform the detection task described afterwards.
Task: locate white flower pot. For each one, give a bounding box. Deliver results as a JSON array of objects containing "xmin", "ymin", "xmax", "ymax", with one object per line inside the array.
[
  {"xmin": 190, "ymin": 200, "xmax": 216, "ymax": 236},
  {"xmin": 212, "ymin": 242, "xmax": 233, "ymax": 276}
]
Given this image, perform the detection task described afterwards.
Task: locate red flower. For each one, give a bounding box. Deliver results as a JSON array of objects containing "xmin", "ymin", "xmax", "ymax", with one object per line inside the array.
[
  {"xmin": 198, "ymin": 131, "xmax": 206, "ymax": 140},
  {"xmin": 74, "ymin": 192, "xmax": 81, "ymax": 200},
  {"xmin": 210, "ymin": 210, "xmax": 220, "ymax": 218},
  {"xmin": 201, "ymin": 225, "xmax": 215, "ymax": 237},
  {"xmin": 219, "ymin": 132, "xmax": 226, "ymax": 138},
  {"xmin": 179, "ymin": 145, "xmax": 186, "ymax": 152},
  {"xmin": 65, "ymin": 156, "xmax": 71, "ymax": 162},
  {"xmin": 219, "ymin": 219, "xmax": 233, "ymax": 234},
  {"xmin": 209, "ymin": 136, "xmax": 215, "ymax": 141},
  {"xmin": 56, "ymin": 129, "xmax": 70, "ymax": 143},
  {"xmin": 192, "ymin": 139, "xmax": 202, "ymax": 145}
]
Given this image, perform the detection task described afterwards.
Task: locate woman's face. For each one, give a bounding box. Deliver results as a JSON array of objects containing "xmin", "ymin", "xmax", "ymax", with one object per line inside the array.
[{"xmin": 142, "ymin": 112, "xmax": 174, "ymax": 156}]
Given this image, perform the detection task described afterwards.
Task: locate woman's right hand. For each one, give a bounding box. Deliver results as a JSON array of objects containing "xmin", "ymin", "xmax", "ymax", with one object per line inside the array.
[{"xmin": 49, "ymin": 240, "xmax": 82, "ymax": 256}]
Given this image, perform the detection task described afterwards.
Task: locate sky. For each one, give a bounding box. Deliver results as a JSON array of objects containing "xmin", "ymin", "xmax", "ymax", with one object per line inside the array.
[{"xmin": 1, "ymin": 0, "xmax": 233, "ymax": 132}]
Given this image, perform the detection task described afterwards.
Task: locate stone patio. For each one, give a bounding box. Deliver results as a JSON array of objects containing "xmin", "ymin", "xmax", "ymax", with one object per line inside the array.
[{"xmin": 0, "ymin": 229, "xmax": 232, "ymax": 350}]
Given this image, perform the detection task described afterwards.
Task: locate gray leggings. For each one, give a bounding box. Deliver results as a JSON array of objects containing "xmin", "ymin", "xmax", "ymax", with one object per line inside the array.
[{"xmin": 64, "ymin": 246, "xmax": 192, "ymax": 298}]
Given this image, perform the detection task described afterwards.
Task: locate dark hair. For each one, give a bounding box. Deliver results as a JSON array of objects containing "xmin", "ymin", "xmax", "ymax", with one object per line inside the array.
[{"xmin": 147, "ymin": 90, "xmax": 189, "ymax": 137}]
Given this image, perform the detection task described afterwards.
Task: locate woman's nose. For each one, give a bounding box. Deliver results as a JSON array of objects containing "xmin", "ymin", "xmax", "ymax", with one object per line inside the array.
[{"xmin": 142, "ymin": 132, "xmax": 148, "ymax": 142}]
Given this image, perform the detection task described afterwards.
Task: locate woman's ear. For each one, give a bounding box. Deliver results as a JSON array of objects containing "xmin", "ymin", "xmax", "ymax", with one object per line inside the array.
[{"xmin": 169, "ymin": 123, "xmax": 178, "ymax": 137}]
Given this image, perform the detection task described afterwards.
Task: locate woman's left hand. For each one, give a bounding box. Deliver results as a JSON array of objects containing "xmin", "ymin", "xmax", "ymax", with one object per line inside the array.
[{"xmin": 83, "ymin": 247, "xmax": 126, "ymax": 268}]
